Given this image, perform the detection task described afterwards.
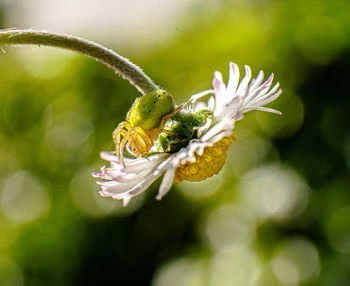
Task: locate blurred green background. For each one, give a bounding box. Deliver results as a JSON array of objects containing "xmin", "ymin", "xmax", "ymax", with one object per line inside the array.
[{"xmin": 0, "ymin": 0, "xmax": 350, "ymax": 285}]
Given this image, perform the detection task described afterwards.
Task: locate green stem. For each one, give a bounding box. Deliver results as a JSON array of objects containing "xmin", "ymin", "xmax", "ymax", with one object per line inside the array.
[{"xmin": 0, "ymin": 29, "xmax": 159, "ymax": 94}]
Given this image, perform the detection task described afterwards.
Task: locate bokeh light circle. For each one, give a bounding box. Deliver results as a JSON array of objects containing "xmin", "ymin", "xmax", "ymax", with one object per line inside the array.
[
  {"xmin": 225, "ymin": 129, "xmax": 277, "ymax": 177},
  {"xmin": 45, "ymin": 111, "xmax": 94, "ymax": 163},
  {"xmin": 152, "ymin": 256, "xmax": 205, "ymax": 286},
  {"xmin": 1, "ymin": 171, "xmax": 50, "ymax": 224},
  {"xmin": 239, "ymin": 163, "xmax": 309, "ymax": 222},
  {"xmin": 209, "ymin": 245, "xmax": 261, "ymax": 286},
  {"xmin": 205, "ymin": 203, "xmax": 256, "ymax": 250},
  {"xmin": 271, "ymin": 237, "xmax": 320, "ymax": 286}
]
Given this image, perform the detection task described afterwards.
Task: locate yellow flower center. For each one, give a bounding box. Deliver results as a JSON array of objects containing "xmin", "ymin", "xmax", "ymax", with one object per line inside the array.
[{"xmin": 173, "ymin": 134, "xmax": 236, "ymax": 184}]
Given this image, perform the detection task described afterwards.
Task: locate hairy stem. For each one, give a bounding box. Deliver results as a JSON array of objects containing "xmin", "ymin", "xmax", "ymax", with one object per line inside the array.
[{"xmin": 0, "ymin": 29, "xmax": 159, "ymax": 94}]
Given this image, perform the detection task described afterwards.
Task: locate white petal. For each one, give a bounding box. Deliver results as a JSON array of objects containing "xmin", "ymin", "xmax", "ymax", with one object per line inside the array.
[
  {"xmin": 156, "ymin": 167, "xmax": 176, "ymax": 200},
  {"xmin": 122, "ymin": 197, "xmax": 132, "ymax": 207},
  {"xmin": 109, "ymin": 170, "xmax": 150, "ymax": 183},
  {"xmin": 206, "ymin": 129, "xmax": 233, "ymax": 145},
  {"xmin": 256, "ymin": 81, "xmax": 280, "ymax": 100},
  {"xmin": 188, "ymin": 142, "xmax": 208, "ymax": 156},
  {"xmin": 92, "ymin": 171, "xmax": 111, "ymax": 180},
  {"xmin": 244, "ymin": 73, "xmax": 273, "ymax": 103},
  {"xmin": 249, "ymin": 85, "xmax": 281, "ymax": 107},
  {"xmin": 253, "ymin": 73, "xmax": 274, "ymax": 100},
  {"xmin": 212, "ymin": 71, "xmax": 226, "ymax": 115},
  {"xmin": 181, "ymin": 154, "xmax": 196, "ymax": 164},
  {"xmin": 249, "ymin": 70, "xmax": 264, "ymax": 91},
  {"xmin": 100, "ymin": 151, "xmax": 119, "ymax": 162},
  {"xmin": 100, "ymin": 151, "xmax": 135, "ymax": 166},
  {"xmin": 223, "ymin": 96, "xmax": 242, "ymax": 119},
  {"xmin": 200, "ymin": 124, "xmax": 224, "ymax": 142},
  {"xmin": 208, "ymin": 95, "xmax": 215, "ymax": 111},
  {"xmin": 112, "ymin": 171, "xmax": 163, "ymax": 201},
  {"xmin": 197, "ymin": 117, "xmax": 212, "ymax": 138},
  {"xmin": 101, "ymin": 181, "xmax": 137, "ymax": 195},
  {"xmin": 99, "ymin": 191, "xmax": 111, "ymax": 197},
  {"xmin": 179, "ymin": 150, "xmax": 190, "ymax": 160},
  {"xmin": 236, "ymin": 65, "xmax": 252, "ymax": 98},
  {"xmin": 242, "ymin": 106, "xmax": 282, "ymax": 115},
  {"xmin": 96, "ymin": 180, "xmax": 118, "ymax": 186},
  {"xmin": 122, "ymin": 155, "xmax": 168, "ymax": 173},
  {"xmin": 200, "ymin": 118, "xmax": 234, "ymax": 142},
  {"xmin": 225, "ymin": 62, "xmax": 240, "ymax": 101},
  {"xmin": 213, "ymin": 71, "xmax": 224, "ymax": 88},
  {"xmin": 194, "ymin": 101, "xmax": 207, "ymax": 110},
  {"xmin": 197, "ymin": 143, "xmax": 208, "ymax": 156},
  {"xmin": 189, "ymin": 89, "xmax": 214, "ymax": 103}
]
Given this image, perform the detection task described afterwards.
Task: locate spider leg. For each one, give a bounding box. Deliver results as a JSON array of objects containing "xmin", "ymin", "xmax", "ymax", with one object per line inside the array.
[
  {"xmin": 113, "ymin": 121, "xmax": 129, "ymax": 159},
  {"xmin": 158, "ymin": 129, "xmax": 180, "ymax": 136},
  {"xmin": 135, "ymin": 127, "xmax": 154, "ymax": 149},
  {"xmin": 130, "ymin": 127, "xmax": 154, "ymax": 157},
  {"xmin": 131, "ymin": 133, "xmax": 149, "ymax": 160},
  {"xmin": 119, "ymin": 129, "xmax": 133, "ymax": 167},
  {"xmin": 135, "ymin": 127, "xmax": 156, "ymax": 160},
  {"xmin": 159, "ymin": 104, "xmax": 185, "ymax": 128},
  {"xmin": 128, "ymin": 134, "xmax": 139, "ymax": 155},
  {"xmin": 129, "ymin": 129, "xmax": 143, "ymax": 156}
]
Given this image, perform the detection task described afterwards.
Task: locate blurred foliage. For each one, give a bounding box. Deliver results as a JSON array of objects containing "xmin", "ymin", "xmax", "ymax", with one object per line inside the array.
[{"xmin": 0, "ymin": 0, "xmax": 350, "ymax": 285}]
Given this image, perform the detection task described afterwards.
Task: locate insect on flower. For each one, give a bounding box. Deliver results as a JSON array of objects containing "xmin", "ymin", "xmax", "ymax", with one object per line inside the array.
[
  {"xmin": 113, "ymin": 90, "xmax": 183, "ymax": 166},
  {"xmin": 93, "ymin": 62, "xmax": 282, "ymax": 206}
]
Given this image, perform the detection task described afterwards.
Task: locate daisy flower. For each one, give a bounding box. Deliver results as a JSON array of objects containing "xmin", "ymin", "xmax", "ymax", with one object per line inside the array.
[{"xmin": 92, "ymin": 62, "xmax": 282, "ymax": 206}]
